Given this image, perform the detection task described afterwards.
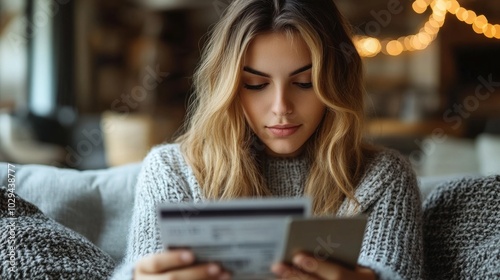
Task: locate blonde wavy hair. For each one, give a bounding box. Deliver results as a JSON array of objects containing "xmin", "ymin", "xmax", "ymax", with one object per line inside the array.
[{"xmin": 177, "ymin": 0, "xmax": 374, "ymax": 215}]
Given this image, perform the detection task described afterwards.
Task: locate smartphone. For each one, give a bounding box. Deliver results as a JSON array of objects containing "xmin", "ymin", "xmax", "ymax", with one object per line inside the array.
[{"xmin": 281, "ymin": 216, "xmax": 367, "ymax": 270}]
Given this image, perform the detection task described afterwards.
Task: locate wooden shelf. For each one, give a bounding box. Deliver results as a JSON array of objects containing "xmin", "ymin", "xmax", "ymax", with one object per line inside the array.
[{"xmin": 366, "ymin": 118, "xmax": 466, "ymax": 138}]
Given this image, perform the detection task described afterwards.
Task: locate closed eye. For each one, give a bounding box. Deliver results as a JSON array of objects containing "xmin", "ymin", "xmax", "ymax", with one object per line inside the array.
[
  {"xmin": 243, "ymin": 83, "xmax": 269, "ymax": 90},
  {"xmin": 294, "ymin": 82, "xmax": 313, "ymax": 89}
]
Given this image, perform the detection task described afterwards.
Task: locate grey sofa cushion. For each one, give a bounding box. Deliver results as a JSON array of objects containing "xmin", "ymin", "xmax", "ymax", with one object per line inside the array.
[
  {"xmin": 477, "ymin": 134, "xmax": 500, "ymax": 175},
  {"xmin": 0, "ymin": 187, "xmax": 115, "ymax": 279},
  {"xmin": 419, "ymin": 137, "xmax": 479, "ymax": 176},
  {"xmin": 0, "ymin": 162, "xmax": 141, "ymax": 262},
  {"xmin": 423, "ymin": 175, "xmax": 500, "ymax": 279}
]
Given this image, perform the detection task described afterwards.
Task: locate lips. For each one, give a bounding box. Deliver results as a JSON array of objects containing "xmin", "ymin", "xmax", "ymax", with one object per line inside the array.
[{"xmin": 267, "ymin": 124, "xmax": 301, "ymax": 137}]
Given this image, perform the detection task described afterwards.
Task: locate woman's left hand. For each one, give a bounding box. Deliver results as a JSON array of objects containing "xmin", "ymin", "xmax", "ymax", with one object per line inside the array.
[{"xmin": 271, "ymin": 253, "xmax": 376, "ymax": 280}]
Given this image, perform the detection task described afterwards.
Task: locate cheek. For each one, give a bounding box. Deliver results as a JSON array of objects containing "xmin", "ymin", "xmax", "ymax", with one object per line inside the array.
[
  {"xmin": 297, "ymin": 96, "xmax": 326, "ymax": 123},
  {"xmin": 240, "ymin": 94, "xmax": 263, "ymax": 127},
  {"xmin": 313, "ymin": 107, "xmax": 326, "ymax": 127},
  {"xmin": 307, "ymin": 108, "xmax": 326, "ymax": 131}
]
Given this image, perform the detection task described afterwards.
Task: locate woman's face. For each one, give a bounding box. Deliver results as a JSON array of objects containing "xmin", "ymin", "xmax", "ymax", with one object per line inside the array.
[{"xmin": 240, "ymin": 32, "xmax": 326, "ymax": 157}]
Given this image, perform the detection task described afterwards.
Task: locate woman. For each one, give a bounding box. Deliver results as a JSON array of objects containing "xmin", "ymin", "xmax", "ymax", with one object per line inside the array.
[{"xmin": 112, "ymin": 0, "xmax": 424, "ymax": 279}]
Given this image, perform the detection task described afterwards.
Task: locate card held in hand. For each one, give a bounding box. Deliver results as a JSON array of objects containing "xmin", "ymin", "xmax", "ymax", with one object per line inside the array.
[
  {"xmin": 157, "ymin": 197, "xmax": 311, "ymax": 280},
  {"xmin": 280, "ymin": 216, "xmax": 367, "ymax": 270},
  {"xmin": 157, "ymin": 198, "xmax": 367, "ymax": 279}
]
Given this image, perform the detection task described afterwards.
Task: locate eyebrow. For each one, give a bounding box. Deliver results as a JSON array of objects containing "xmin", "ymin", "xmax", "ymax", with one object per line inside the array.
[{"xmin": 243, "ymin": 64, "xmax": 312, "ymax": 78}]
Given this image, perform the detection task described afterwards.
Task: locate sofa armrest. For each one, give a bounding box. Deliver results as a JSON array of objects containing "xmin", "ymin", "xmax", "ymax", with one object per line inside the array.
[
  {"xmin": 476, "ymin": 134, "xmax": 500, "ymax": 176},
  {"xmin": 418, "ymin": 137, "xmax": 479, "ymax": 177},
  {"xmin": 0, "ymin": 162, "xmax": 141, "ymax": 263},
  {"xmin": 418, "ymin": 173, "xmax": 481, "ymax": 201}
]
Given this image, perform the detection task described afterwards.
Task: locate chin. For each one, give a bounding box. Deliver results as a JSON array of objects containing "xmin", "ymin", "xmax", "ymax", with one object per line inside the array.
[{"xmin": 265, "ymin": 144, "xmax": 304, "ymax": 158}]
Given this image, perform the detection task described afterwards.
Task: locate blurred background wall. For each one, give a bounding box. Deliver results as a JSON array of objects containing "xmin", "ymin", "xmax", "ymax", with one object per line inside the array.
[{"xmin": 0, "ymin": 0, "xmax": 499, "ymax": 175}]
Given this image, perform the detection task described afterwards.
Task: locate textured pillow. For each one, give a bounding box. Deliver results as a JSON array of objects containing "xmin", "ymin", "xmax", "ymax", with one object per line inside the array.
[
  {"xmin": 0, "ymin": 162, "xmax": 141, "ymax": 262},
  {"xmin": 0, "ymin": 187, "xmax": 115, "ymax": 279},
  {"xmin": 423, "ymin": 175, "xmax": 500, "ymax": 279}
]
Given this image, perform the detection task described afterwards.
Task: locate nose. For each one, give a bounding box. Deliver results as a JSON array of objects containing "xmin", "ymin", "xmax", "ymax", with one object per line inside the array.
[{"xmin": 271, "ymin": 85, "xmax": 292, "ymax": 116}]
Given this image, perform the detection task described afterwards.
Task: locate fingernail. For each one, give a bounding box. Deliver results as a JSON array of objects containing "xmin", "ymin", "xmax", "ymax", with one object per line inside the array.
[
  {"xmin": 208, "ymin": 264, "xmax": 221, "ymax": 275},
  {"xmin": 271, "ymin": 264, "xmax": 286, "ymax": 275},
  {"xmin": 294, "ymin": 255, "xmax": 313, "ymax": 269},
  {"xmin": 180, "ymin": 251, "xmax": 194, "ymax": 263}
]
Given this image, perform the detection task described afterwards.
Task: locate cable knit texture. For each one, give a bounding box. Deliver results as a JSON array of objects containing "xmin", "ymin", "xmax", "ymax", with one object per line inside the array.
[
  {"xmin": 111, "ymin": 143, "xmax": 424, "ymax": 280},
  {"xmin": 0, "ymin": 187, "xmax": 115, "ymax": 280},
  {"xmin": 423, "ymin": 175, "xmax": 500, "ymax": 280}
]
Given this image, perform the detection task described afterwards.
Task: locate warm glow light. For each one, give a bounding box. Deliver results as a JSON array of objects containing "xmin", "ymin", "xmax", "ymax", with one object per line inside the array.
[
  {"xmin": 431, "ymin": 15, "xmax": 445, "ymax": 27},
  {"xmin": 404, "ymin": 36, "xmax": 415, "ymax": 51},
  {"xmin": 386, "ymin": 40, "xmax": 404, "ymax": 56},
  {"xmin": 410, "ymin": 35, "xmax": 423, "ymax": 50},
  {"xmin": 495, "ymin": 25, "xmax": 500, "ymax": 39},
  {"xmin": 353, "ymin": 38, "xmax": 364, "ymax": 56},
  {"xmin": 456, "ymin": 7, "xmax": 467, "ymax": 21},
  {"xmin": 474, "ymin": 15, "xmax": 488, "ymax": 29},
  {"xmin": 434, "ymin": 0, "xmax": 448, "ymax": 12},
  {"xmin": 432, "ymin": 13, "xmax": 446, "ymax": 23},
  {"xmin": 356, "ymin": 0, "xmax": 499, "ymax": 57},
  {"xmin": 484, "ymin": 24, "xmax": 496, "ymax": 38},
  {"xmin": 424, "ymin": 21, "xmax": 438, "ymax": 34},
  {"xmin": 417, "ymin": 32, "xmax": 432, "ymax": 45},
  {"xmin": 472, "ymin": 23, "xmax": 484, "ymax": 34},
  {"xmin": 465, "ymin": 11, "xmax": 476, "ymax": 24},
  {"xmin": 429, "ymin": 31, "xmax": 438, "ymax": 40},
  {"xmin": 432, "ymin": 7, "xmax": 446, "ymax": 18},
  {"xmin": 414, "ymin": 0, "xmax": 429, "ymax": 9},
  {"xmin": 397, "ymin": 37, "xmax": 407, "ymax": 51},
  {"xmin": 427, "ymin": 17, "xmax": 437, "ymax": 28},
  {"xmin": 413, "ymin": 2, "xmax": 428, "ymax": 14},
  {"xmin": 444, "ymin": 0, "xmax": 452, "ymax": 11},
  {"xmin": 448, "ymin": 0, "xmax": 460, "ymax": 14},
  {"xmin": 431, "ymin": 1, "xmax": 447, "ymax": 17},
  {"xmin": 447, "ymin": 1, "xmax": 500, "ymax": 40},
  {"xmin": 354, "ymin": 37, "xmax": 382, "ymax": 57},
  {"xmin": 364, "ymin": 38, "xmax": 381, "ymax": 55}
]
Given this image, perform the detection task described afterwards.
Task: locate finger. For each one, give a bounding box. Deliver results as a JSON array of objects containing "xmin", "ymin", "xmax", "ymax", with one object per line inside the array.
[
  {"xmin": 271, "ymin": 262, "xmax": 318, "ymax": 280},
  {"xmin": 136, "ymin": 250, "xmax": 195, "ymax": 274},
  {"xmin": 164, "ymin": 263, "xmax": 231, "ymax": 280},
  {"xmin": 292, "ymin": 253, "xmax": 345, "ymax": 279}
]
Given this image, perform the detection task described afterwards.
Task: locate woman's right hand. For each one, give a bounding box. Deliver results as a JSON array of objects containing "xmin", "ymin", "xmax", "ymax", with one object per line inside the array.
[{"xmin": 134, "ymin": 250, "xmax": 231, "ymax": 280}]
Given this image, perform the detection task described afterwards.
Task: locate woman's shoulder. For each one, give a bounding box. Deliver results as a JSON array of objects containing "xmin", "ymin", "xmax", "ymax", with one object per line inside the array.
[
  {"xmin": 362, "ymin": 147, "xmax": 415, "ymax": 180},
  {"xmin": 344, "ymin": 147, "xmax": 420, "ymax": 214},
  {"xmin": 143, "ymin": 143, "xmax": 186, "ymax": 168},
  {"xmin": 137, "ymin": 143, "xmax": 202, "ymax": 201},
  {"xmin": 139, "ymin": 143, "xmax": 195, "ymax": 181}
]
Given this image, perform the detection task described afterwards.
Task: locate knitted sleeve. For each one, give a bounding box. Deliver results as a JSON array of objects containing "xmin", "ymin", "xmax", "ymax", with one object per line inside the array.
[
  {"xmin": 110, "ymin": 145, "xmax": 193, "ymax": 280},
  {"xmin": 356, "ymin": 150, "xmax": 424, "ymax": 280}
]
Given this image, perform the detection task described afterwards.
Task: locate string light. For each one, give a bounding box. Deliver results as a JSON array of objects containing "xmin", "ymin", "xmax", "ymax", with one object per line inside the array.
[
  {"xmin": 355, "ymin": 0, "xmax": 446, "ymax": 57},
  {"xmin": 447, "ymin": 0, "xmax": 500, "ymax": 38},
  {"xmin": 355, "ymin": 0, "xmax": 499, "ymax": 58}
]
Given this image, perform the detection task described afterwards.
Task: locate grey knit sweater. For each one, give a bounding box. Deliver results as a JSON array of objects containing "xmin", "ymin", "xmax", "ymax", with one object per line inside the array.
[{"xmin": 111, "ymin": 144, "xmax": 424, "ymax": 280}]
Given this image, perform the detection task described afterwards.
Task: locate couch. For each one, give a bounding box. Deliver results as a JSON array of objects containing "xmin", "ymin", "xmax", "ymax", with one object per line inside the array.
[
  {"xmin": 1, "ymin": 160, "xmax": 404, "ymax": 264},
  {"xmin": 1, "ymin": 134, "xmax": 499, "ymax": 277},
  {"xmin": 0, "ymin": 163, "xmax": 489, "ymax": 264}
]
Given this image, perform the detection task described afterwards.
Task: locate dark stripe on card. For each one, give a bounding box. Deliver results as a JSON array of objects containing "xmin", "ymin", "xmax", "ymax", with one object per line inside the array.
[{"xmin": 160, "ymin": 207, "xmax": 304, "ymax": 219}]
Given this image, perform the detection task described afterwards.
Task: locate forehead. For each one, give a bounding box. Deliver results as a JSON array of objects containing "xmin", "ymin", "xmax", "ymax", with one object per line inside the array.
[{"xmin": 243, "ymin": 32, "xmax": 311, "ymax": 70}]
